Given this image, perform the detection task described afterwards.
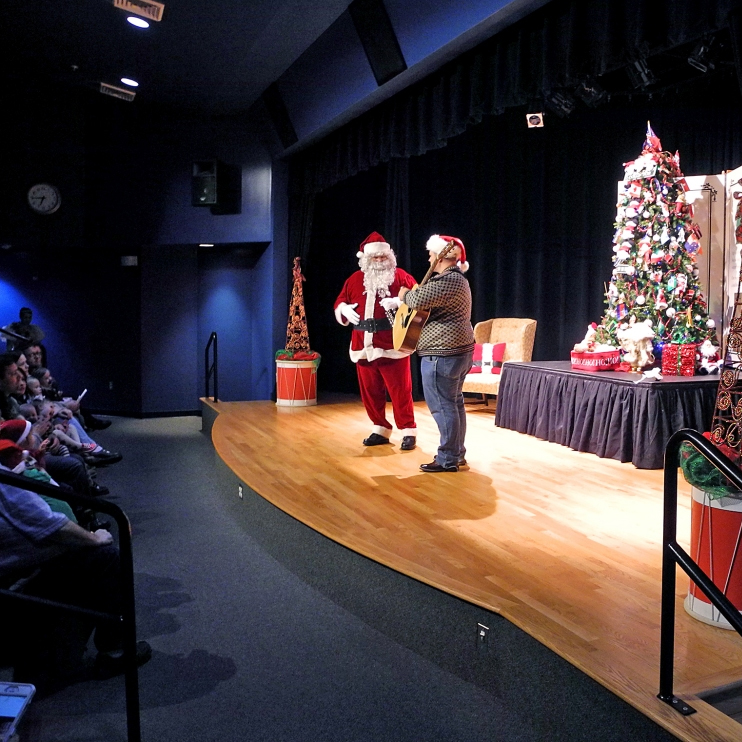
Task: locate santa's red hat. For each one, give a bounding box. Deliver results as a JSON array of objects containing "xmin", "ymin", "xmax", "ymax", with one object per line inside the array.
[
  {"xmin": 426, "ymin": 234, "xmax": 469, "ymax": 273},
  {"xmin": 357, "ymin": 231, "xmax": 391, "ymax": 259},
  {"xmin": 0, "ymin": 419, "xmax": 31, "ymax": 445}
]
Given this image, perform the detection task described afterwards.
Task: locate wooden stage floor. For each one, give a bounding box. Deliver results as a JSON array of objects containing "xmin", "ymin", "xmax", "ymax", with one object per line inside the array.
[{"xmin": 209, "ymin": 397, "xmax": 742, "ymax": 742}]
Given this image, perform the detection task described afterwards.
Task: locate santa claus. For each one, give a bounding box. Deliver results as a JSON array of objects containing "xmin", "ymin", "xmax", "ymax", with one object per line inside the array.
[{"xmin": 334, "ymin": 232, "xmax": 418, "ymax": 449}]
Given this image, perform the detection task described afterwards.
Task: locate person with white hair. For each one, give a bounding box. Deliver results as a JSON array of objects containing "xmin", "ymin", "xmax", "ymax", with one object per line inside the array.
[
  {"xmin": 334, "ymin": 232, "xmax": 418, "ymax": 450},
  {"xmin": 399, "ymin": 235, "xmax": 475, "ymax": 473}
]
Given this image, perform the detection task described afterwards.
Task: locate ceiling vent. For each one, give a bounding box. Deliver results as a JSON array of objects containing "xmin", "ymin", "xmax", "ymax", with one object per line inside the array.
[
  {"xmin": 113, "ymin": 0, "xmax": 164, "ymax": 22},
  {"xmin": 100, "ymin": 82, "xmax": 136, "ymax": 102}
]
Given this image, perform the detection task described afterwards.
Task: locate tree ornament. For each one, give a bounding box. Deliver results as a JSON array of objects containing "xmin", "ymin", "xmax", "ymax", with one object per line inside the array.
[
  {"xmin": 666, "ymin": 307, "xmax": 676, "ymax": 318},
  {"xmin": 636, "ymin": 295, "xmax": 646, "ymax": 305}
]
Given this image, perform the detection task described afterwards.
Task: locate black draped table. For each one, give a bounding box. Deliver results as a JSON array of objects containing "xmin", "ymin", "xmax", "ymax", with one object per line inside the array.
[{"xmin": 495, "ymin": 361, "xmax": 719, "ymax": 469}]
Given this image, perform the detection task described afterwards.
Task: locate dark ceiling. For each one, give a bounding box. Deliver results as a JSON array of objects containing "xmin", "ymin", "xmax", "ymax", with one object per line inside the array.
[{"xmin": 1, "ymin": 0, "xmax": 354, "ymax": 115}]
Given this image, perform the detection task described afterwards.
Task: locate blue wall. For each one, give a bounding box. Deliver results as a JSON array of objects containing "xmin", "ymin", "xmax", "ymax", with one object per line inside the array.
[{"xmin": 1, "ymin": 79, "xmax": 286, "ymax": 414}]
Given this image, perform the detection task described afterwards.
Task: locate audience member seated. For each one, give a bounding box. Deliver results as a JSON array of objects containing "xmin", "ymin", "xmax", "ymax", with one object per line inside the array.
[
  {"xmin": 32, "ymin": 401, "xmax": 121, "ymax": 467},
  {"xmin": 0, "ymin": 437, "xmax": 77, "ymax": 522},
  {"xmin": 0, "ymin": 476, "xmax": 151, "ymax": 688},
  {"xmin": 30, "ymin": 364, "xmax": 111, "ymax": 432},
  {"xmin": 24, "ymin": 344, "xmax": 43, "ymax": 374},
  {"xmin": 2, "ymin": 415, "xmax": 109, "ymax": 498},
  {"xmin": 0, "ymin": 353, "xmax": 24, "ymax": 420},
  {"xmin": 24, "ymin": 376, "xmax": 44, "ymax": 403},
  {"xmin": 0, "ymin": 422, "xmax": 110, "ymax": 530}
]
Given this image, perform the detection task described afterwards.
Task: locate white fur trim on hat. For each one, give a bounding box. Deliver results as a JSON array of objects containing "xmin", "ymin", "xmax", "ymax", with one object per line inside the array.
[
  {"xmin": 17, "ymin": 420, "xmax": 31, "ymax": 445},
  {"xmin": 357, "ymin": 242, "xmax": 391, "ymax": 259},
  {"xmin": 426, "ymin": 235, "xmax": 449, "ymax": 254}
]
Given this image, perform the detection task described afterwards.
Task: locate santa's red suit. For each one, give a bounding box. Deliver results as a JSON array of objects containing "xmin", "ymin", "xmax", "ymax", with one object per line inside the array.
[{"xmin": 334, "ymin": 233, "xmax": 417, "ymax": 444}]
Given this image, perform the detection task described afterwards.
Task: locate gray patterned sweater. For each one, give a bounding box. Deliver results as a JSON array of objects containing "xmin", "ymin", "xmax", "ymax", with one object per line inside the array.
[{"xmin": 403, "ymin": 267, "xmax": 475, "ymax": 356}]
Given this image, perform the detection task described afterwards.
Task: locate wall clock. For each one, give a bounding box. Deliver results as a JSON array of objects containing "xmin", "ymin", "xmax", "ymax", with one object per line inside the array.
[{"xmin": 27, "ymin": 183, "xmax": 61, "ymax": 214}]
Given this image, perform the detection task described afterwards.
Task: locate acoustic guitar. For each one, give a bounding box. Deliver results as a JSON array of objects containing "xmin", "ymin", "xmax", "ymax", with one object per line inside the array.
[{"xmin": 392, "ymin": 240, "xmax": 458, "ymax": 353}]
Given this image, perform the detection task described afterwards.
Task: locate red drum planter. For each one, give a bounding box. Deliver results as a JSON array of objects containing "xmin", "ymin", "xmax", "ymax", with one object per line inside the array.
[
  {"xmin": 276, "ymin": 360, "xmax": 317, "ymax": 407},
  {"xmin": 684, "ymin": 486, "xmax": 742, "ymax": 629}
]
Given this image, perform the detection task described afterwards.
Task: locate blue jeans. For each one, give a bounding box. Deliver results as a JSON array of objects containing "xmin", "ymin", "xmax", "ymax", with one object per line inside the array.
[
  {"xmin": 420, "ymin": 352, "xmax": 473, "ymax": 468},
  {"xmin": 70, "ymin": 416, "xmax": 94, "ymax": 445}
]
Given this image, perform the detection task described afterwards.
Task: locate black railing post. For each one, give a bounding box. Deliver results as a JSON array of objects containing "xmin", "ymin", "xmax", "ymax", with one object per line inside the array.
[
  {"xmin": 204, "ymin": 332, "xmax": 218, "ymax": 402},
  {"xmin": 659, "ymin": 428, "xmax": 742, "ymax": 716},
  {"xmin": 658, "ymin": 433, "xmax": 683, "ymax": 708},
  {"xmin": 118, "ymin": 503, "xmax": 141, "ymax": 742},
  {"xmin": 213, "ymin": 333, "xmax": 218, "ymax": 402}
]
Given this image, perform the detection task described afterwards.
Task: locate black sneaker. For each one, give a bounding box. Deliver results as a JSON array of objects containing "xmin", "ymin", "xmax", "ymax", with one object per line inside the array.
[
  {"xmin": 95, "ymin": 641, "xmax": 152, "ymax": 679},
  {"xmin": 86, "ymin": 416, "xmax": 112, "ymax": 431},
  {"xmin": 83, "ymin": 450, "xmax": 123, "ymax": 467}
]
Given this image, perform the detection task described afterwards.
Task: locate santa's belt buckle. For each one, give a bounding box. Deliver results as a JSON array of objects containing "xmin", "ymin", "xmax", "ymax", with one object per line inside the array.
[{"xmin": 355, "ymin": 318, "xmax": 391, "ymax": 333}]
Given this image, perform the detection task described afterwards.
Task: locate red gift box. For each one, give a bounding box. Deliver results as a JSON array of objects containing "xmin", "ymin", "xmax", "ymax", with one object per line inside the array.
[
  {"xmin": 661, "ymin": 343, "xmax": 697, "ymax": 377},
  {"xmin": 570, "ymin": 350, "xmax": 620, "ymax": 371}
]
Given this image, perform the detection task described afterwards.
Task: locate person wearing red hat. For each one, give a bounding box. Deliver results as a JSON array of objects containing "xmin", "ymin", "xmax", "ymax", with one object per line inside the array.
[
  {"xmin": 399, "ymin": 235, "xmax": 475, "ymax": 472},
  {"xmin": 334, "ymin": 232, "xmax": 418, "ymax": 449}
]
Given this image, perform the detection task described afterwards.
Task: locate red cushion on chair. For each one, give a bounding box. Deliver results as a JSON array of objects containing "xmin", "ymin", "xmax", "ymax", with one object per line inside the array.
[{"xmin": 469, "ymin": 342, "xmax": 506, "ymax": 374}]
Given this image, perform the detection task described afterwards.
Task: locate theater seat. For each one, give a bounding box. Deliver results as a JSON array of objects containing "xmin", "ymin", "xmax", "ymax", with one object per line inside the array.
[{"xmin": 463, "ymin": 318, "xmax": 537, "ymax": 407}]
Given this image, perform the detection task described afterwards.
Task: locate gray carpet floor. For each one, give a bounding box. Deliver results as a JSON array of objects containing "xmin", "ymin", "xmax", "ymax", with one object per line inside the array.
[{"xmin": 12, "ymin": 416, "xmax": 678, "ymax": 741}]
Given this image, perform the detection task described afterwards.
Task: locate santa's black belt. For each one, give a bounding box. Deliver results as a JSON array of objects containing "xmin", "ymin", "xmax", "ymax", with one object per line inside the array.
[{"xmin": 354, "ymin": 317, "xmax": 391, "ymax": 333}]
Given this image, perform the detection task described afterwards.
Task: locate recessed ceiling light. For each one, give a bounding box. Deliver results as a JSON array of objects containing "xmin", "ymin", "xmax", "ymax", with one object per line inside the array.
[
  {"xmin": 121, "ymin": 77, "xmax": 139, "ymax": 87},
  {"xmin": 199, "ymin": 243, "xmax": 214, "ymax": 247},
  {"xmin": 127, "ymin": 16, "xmax": 150, "ymax": 28}
]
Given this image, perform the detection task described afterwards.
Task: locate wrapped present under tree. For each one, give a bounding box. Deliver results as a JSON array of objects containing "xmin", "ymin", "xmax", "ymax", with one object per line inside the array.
[{"xmin": 661, "ymin": 342, "xmax": 697, "ymax": 377}]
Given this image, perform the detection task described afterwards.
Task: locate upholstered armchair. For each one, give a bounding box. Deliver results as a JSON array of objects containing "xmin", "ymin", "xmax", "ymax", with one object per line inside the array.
[{"xmin": 463, "ymin": 318, "xmax": 537, "ymax": 405}]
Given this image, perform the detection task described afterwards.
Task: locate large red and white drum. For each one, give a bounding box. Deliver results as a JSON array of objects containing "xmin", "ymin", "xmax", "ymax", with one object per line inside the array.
[
  {"xmin": 684, "ymin": 486, "xmax": 742, "ymax": 629},
  {"xmin": 276, "ymin": 360, "xmax": 317, "ymax": 407}
]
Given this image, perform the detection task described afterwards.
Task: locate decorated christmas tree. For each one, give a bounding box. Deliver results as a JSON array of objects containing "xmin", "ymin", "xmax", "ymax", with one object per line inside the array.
[{"xmin": 594, "ymin": 124, "xmax": 716, "ymax": 360}]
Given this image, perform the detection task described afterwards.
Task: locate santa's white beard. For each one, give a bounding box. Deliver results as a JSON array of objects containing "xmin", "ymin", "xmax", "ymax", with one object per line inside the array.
[{"xmin": 360, "ymin": 252, "xmax": 397, "ymax": 298}]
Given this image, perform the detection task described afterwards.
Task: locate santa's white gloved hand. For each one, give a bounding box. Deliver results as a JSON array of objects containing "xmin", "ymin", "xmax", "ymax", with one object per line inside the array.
[
  {"xmin": 338, "ymin": 302, "xmax": 360, "ymax": 325},
  {"xmin": 380, "ymin": 297, "xmax": 402, "ymax": 312}
]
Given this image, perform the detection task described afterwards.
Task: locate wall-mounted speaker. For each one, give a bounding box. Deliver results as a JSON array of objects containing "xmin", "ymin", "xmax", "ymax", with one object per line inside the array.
[
  {"xmin": 191, "ymin": 159, "xmax": 241, "ymax": 214},
  {"xmin": 192, "ymin": 160, "xmax": 219, "ymax": 206}
]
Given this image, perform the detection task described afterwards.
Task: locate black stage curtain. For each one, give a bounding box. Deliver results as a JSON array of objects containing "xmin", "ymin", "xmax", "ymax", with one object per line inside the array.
[
  {"xmin": 294, "ymin": 0, "xmax": 742, "ymax": 394},
  {"xmin": 303, "ymin": 79, "xmax": 742, "ymax": 393},
  {"xmin": 290, "ymin": 0, "xmax": 741, "ymax": 195}
]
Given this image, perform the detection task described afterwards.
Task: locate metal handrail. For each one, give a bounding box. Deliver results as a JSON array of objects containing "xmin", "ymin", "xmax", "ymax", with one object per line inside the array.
[
  {"xmin": 0, "ymin": 470, "xmax": 141, "ymax": 742},
  {"xmin": 660, "ymin": 428, "xmax": 742, "ymax": 715},
  {"xmin": 204, "ymin": 331, "xmax": 218, "ymax": 402},
  {"xmin": 0, "ymin": 327, "xmax": 29, "ymax": 343}
]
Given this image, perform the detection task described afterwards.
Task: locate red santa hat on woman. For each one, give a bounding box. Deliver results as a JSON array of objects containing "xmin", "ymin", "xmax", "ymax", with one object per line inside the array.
[
  {"xmin": 357, "ymin": 231, "xmax": 391, "ymax": 259},
  {"xmin": 426, "ymin": 235, "xmax": 469, "ymax": 273}
]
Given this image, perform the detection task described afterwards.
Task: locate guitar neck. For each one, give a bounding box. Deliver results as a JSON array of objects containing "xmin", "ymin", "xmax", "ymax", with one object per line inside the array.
[
  {"xmin": 417, "ymin": 241, "xmax": 455, "ymax": 288},
  {"xmin": 419, "ymin": 257, "xmax": 442, "ymax": 288}
]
